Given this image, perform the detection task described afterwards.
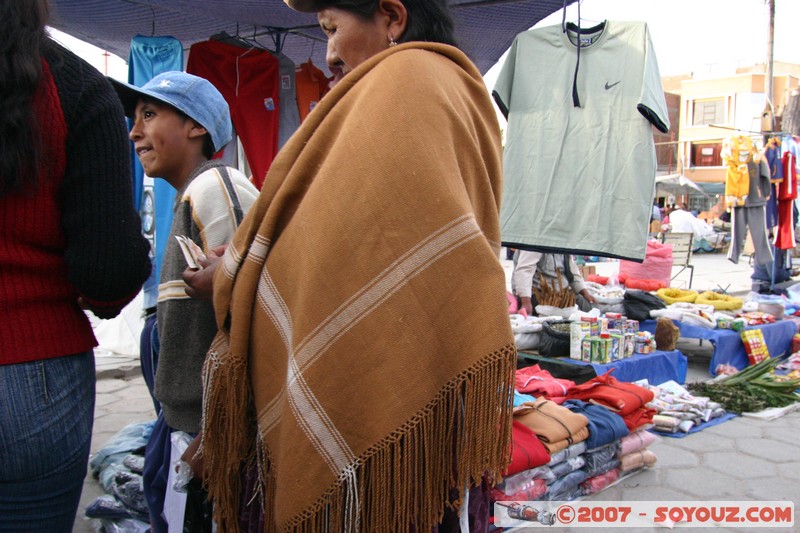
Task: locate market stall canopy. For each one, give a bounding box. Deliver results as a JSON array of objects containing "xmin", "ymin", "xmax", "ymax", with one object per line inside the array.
[
  {"xmin": 47, "ymin": 0, "xmax": 576, "ymax": 76},
  {"xmin": 655, "ymin": 174, "xmax": 710, "ymax": 197}
]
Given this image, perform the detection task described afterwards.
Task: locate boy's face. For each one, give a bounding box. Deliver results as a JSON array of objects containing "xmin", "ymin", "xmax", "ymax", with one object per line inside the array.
[{"xmin": 129, "ymin": 99, "xmax": 206, "ymax": 188}]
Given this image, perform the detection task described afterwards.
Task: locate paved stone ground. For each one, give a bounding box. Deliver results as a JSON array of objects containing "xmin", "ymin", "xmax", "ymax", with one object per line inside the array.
[{"xmin": 74, "ymin": 252, "xmax": 800, "ymax": 532}]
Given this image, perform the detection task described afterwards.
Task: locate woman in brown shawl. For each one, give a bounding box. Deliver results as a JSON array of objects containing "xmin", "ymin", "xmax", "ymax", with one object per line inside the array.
[{"xmin": 190, "ymin": 0, "xmax": 517, "ymax": 530}]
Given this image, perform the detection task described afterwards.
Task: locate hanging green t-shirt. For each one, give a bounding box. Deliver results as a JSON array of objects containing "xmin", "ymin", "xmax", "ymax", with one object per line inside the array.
[{"xmin": 494, "ymin": 21, "xmax": 669, "ymax": 261}]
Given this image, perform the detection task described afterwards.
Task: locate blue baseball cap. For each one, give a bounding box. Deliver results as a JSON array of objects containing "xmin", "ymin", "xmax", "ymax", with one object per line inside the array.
[
  {"xmin": 110, "ymin": 71, "xmax": 232, "ymax": 152},
  {"xmin": 284, "ymin": 0, "xmax": 373, "ymax": 12}
]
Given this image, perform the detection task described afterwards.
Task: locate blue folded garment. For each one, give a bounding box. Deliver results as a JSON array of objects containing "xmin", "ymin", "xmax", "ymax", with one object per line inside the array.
[{"xmin": 563, "ymin": 399, "xmax": 629, "ymax": 450}]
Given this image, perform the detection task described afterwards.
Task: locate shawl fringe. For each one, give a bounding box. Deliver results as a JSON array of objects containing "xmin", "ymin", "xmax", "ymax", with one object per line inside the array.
[
  {"xmin": 203, "ymin": 341, "xmax": 515, "ymax": 532},
  {"xmin": 201, "ymin": 331, "xmax": 257, "ymax": 532}
]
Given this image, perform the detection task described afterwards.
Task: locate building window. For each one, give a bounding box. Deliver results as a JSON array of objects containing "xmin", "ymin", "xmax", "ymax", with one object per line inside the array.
[
  {"xmin": 690, "ymin": 142, "xmax": 722, "ymax": 167},
  {"xmin": 692, "ymin": 98, "xmax": 725, "ymax": 126}
]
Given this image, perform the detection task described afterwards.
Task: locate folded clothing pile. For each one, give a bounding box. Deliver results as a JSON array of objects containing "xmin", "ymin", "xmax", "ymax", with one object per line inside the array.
[
  {"xmin": 86, "ymin": 421, "xmax": 154, "ymax": 528},
  {"xmin": 514, "ymin": 397, "xmax": 590, "ymax": 454},
  {"xmin": 617, "ymin": 430, "xmax": 658, "ymax": 473},
  {"xmin": 564, "ymin": 371, "xmax": 656, "ymax": 431},
  {"xmin": 646, "ymin": 381, "xmax": 727, "ymax": 434}
]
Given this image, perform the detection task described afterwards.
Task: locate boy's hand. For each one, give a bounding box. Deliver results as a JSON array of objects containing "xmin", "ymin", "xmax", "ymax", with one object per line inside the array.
[{"xmin": 183, "ymin": 244, "xmax": 227, "ymax": 301}]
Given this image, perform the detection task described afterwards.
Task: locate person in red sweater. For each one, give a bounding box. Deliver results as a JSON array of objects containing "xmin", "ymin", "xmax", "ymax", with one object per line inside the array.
[{"xmin": 0, "ymin": 1, "xmax": 151, "ymax": 530}]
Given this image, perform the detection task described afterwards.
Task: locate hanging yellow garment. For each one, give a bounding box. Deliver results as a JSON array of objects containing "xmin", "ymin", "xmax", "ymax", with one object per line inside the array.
[{"xmin": 722, "ymin": 135, "xmax": 755, "ymax": 205}]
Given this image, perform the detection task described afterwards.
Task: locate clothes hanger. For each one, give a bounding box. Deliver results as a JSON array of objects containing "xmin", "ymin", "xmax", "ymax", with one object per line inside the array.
[
  {"xmin": 561, "ymin": 0, "xmax": 584, "ymax": 107},
  {"xmin": 561, "ymin": 0, "xmax": 605, "ymax": 34}
]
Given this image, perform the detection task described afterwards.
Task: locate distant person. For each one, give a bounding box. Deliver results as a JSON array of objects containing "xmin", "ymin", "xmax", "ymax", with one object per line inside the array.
[
  {"xmin": 0, "ymin": 0, "xmax": 152, "ymax": 529},
  {"xmin": 650, "ymin": 200, "xmax": 663, "ymax": 233},
  {"xmin": 651, "ymin": 200, "xmax": 662, "ymax": 222},
  {"xmin": 512, "ymin": 251, "xmax": 598, "ymax": 314},
  {"xmin": 665, "ymin": 205, "xmax": 719, "ymax": 252},
  {"xmin": 110, "ymin": 71, "xmax": 260, "ymax": 532}
]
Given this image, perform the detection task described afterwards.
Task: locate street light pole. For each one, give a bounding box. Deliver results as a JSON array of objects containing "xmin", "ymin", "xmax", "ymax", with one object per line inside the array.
[{"xmin": 763, "ymin": 0, "xmax": 776, "ymax": 133}]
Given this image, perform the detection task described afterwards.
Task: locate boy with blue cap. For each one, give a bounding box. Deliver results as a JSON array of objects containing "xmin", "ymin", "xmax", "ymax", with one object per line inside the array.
[{"xmin": 110, "ymin": 71, "xmax": 259, "ymax": 532}]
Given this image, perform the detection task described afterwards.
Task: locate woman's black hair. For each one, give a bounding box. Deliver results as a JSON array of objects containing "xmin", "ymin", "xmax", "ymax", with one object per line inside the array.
[
  {"xmin": 0, "ymin": 0, "xmax": 50, "ymax": 196},
  {"xmin": 323, "ymin": 0, "xmax": 458, "ymax": 48}
]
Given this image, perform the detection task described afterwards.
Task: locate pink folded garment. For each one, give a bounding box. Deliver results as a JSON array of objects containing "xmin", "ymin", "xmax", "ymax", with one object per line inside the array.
[
  {"xmin": 619, "ymin": 449, "xmax": 657, "ymax": 472},
  {"xmin": 618, "ymin": 430, "xmax": 657, "ymax": 457}
]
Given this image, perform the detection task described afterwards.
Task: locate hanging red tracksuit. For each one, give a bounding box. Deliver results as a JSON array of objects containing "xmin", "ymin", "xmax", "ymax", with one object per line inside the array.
[
  {"xmin": 774, "ymin": 151, "xmax": 797, "ymax": 250},
  {"xmin": 187, "ymin": 39, "xmax": 280, "ymax": 189}
]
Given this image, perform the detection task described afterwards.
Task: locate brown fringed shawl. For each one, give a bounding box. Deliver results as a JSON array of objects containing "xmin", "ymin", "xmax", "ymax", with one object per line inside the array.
[{"xmin": 201, "ymin": 42, "xmax": 516, "ymax": 532}]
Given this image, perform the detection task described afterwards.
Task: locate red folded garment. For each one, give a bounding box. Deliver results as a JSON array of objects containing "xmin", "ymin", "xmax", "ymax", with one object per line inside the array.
[
  {"xmin": 505, "ymin": 420, "xmax": 551, "ymax": 476},
  {"xmin": 621, "ymin": 406, "xmax": 657, "ymax": 430},
  {"xmin": 581, "ymin": 468, "xmax": 620, "ymax": 495},
  {"xmin": 515, "ymin": 364, "xmax": 575, "ymax": 398},
  {"xmin": 623, "ymin": 278, "xmax": 666, "ymax": 291},
  {"xmin": 564, "ymin": 370, "xmax": 654, "ymax": 415},
  {"xmin": 587, "ymin": 274, "xmax": 609, "ymax": 285}
]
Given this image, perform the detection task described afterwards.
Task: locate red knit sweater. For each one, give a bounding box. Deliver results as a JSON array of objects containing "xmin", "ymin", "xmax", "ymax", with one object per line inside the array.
[{"xmin": 0, "ymin": 45, "xmax": 151, "ymax": 364}]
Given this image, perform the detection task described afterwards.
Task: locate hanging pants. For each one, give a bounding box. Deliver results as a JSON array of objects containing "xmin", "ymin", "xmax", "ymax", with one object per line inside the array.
[
  {"xmin": 728, "ymin": 205, "xmax": 773, "ymax": 266},
  {"xmin": 774, "ymin": 199, "xmax": 796, "ymax": 250},
  {"xmin": 187, "ymin": 39, "xmax": 280, "ymax": 189},
  {"xmin": 128, "ymin": 34, "xmax": 184, "ymax": 309}
]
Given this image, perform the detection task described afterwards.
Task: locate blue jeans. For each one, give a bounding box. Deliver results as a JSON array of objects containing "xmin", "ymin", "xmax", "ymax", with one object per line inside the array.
[
  {"xmin": 0, "ymin": 351, "xmax": 95, "ymax": 532},
  {"xmin": 143, "ymin": 413, "xmax": 172, "ymax": 533}
]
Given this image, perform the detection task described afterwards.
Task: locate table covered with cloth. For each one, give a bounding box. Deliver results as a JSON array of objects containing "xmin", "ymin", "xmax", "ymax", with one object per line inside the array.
[
  {"xmin": 640, "ymin": 319, "xmax": 797, "ymax": 376},
  {"xmin": 519, "ymin": 350, "xmax": 687, "ymax": 386}
]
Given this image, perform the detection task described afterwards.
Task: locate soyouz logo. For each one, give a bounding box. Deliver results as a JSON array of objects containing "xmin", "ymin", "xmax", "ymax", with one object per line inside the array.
[{"xmin": 495, "ymin": 501, "xmax": 794, "ymax": 528}]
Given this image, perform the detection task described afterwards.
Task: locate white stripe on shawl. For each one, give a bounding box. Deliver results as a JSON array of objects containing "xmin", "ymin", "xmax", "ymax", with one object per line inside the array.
[
  {"xmin": 256, "ymin": 268, "xmax": 355, "ymax": 473},
  {"xmin": 257, "ymin": 215, "xmax": 484, "ymax": 445}
]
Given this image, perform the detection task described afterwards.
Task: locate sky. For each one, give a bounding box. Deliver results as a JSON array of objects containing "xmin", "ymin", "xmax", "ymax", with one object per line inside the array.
[
  {"xmin": 52, "ymin": 0, "xmax": 800, "ymax": 86},
  {"xmin": 540, "ymin": 0, "xmax": 800, "ymax": 77}
]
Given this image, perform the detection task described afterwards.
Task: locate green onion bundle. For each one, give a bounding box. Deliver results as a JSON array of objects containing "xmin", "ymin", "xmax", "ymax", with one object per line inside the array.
[{"xmin": 687, "ymin": 357, "xmax": 800, "ymax": 414}]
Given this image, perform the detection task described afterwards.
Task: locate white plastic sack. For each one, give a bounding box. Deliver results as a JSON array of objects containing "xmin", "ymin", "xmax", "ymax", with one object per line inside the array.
[
  {"xmin": 509, "ymin": 314, "xmax": 544, "ymax": 334},
  {"xmin": 164, "ymin": 431, "xmax": 193, "ymax": 533},
  {"xmin": 535, "ymin": 305, "xmax": 577, "ymax": 319},
  {"xmin": 567, "ymin": 308, "xmax": 601, "ymax": 322},
  {"xmin": 596, "ymin": 303, "xmax": 625, "ymax": 315},
  {"xmin": 649, "ymin": 309, "xmax": 685, "ymax": 322},
  {"xmin": 514, "ymin": 332, "xmax": 540, "ymax": 351}
]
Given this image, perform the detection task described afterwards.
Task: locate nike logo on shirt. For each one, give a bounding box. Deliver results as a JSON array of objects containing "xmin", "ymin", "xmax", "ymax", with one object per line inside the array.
[{"xmin": 605, "ymin": 81, "xmax": 621, "ymax": 90}]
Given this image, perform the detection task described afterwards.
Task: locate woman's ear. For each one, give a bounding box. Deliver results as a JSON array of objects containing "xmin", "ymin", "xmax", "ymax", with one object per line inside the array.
[{"xmin": 378, "ymin": 0, "xmax": 408, "ymax": 42}]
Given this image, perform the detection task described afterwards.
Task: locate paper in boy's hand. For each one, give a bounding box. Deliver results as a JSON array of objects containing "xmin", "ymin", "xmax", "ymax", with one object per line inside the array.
[{"xmin": 175, "ymin": 236, "xmax": 207, "ymax": 270}]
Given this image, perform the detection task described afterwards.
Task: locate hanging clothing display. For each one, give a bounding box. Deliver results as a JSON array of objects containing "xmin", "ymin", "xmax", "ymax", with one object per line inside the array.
[
  {"xmin": 727, "ymin": 161, "xmax": 773, "ymax": 265},
  {"xmin": 187, "ymin": 39, "xmax": 280, "ymax": 189},
  {"xmin": 276, "ymin": 53, "xmax": 301, "ymax": 149},
  {"xmin": 774, "ymin": 150, "xmax": 797, "ymax": 249},
  {"xmin": 127, "ymin": 34, "xmax": 184, "ymax": 310},
  {"xmin": 493, "ymin": 21, "xmax": 669, "ymax": 261},
  {"xmin": 295, "ymin": 60, "xmax": 330, "ymax": 122},
  {"xmin": 763, "ymin": 137, "xmax": 783, "ymax": 228},
  {"xmin": 721, "ymin": 134, "xmax": 756, "ymax": 206}
]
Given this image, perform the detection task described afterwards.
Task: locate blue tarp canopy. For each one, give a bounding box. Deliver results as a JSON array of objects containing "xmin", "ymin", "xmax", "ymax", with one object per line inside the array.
[{"xmin": 48, "ymin": 0, "xmax": 575, "ymax": 75}]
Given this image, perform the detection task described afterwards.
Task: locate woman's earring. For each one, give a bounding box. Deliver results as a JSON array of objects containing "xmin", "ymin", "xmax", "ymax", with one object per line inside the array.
[{"xmin": 389, "ymin": 35, "xmax": 397, "ymax": 47}]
